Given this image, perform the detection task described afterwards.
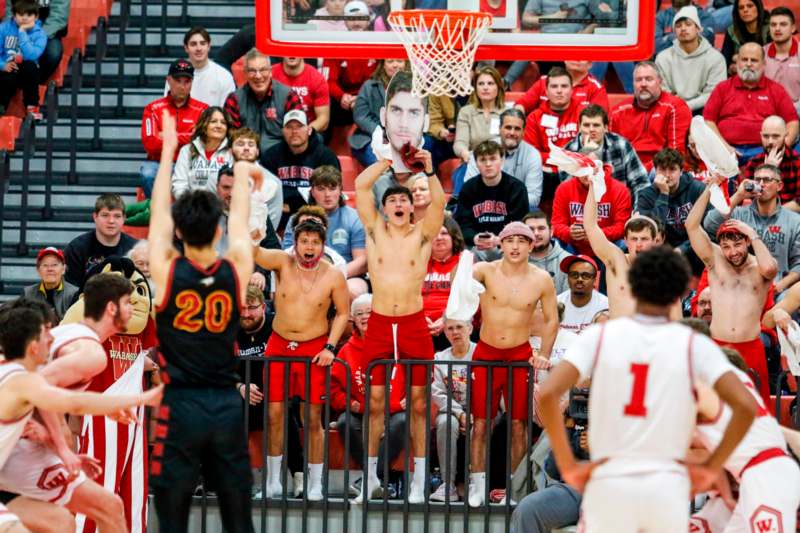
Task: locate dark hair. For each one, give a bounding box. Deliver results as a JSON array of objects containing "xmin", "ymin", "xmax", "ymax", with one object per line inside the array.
[
  {"xmin": 217, "ymin": 164, "xmax": 234, "ymax": 180},
  {"xmin": 83, "ymin": 273, "xmax": 134, "ymax": 321},
  {"xmin": 546, "ymin": 66, "xmax": 572, "ymax": 86},
  {"xmin": 721, "ymin": 347, "xmax": 749, "ymax": 372},
  {"xmin": 625, "ymin": 218, "xmax": 657, "ymax": 239},
  {"xmin": 732, "ymin": 0, "xmax": 769, "ymax": 45},
  {"xmin": 500, "ymin": 108, "xmax": 526, "ymax": 128},
  {"xmin": 1, "ymin": 297, "xmax": 57, "ymax": 328},
  {"xmin": 183, "ymin": 26, "xmax": 211, "ymax": 45},
  {"xmin": 653, "ymin": 148, "xmax": 684, "ymax": 170},
  {"xmin": 294, "ymin": 205, "xmax": 329, "ymax": 228},
  {"xmin": 12, "ymin": 0, "xmax": 39, "ymax": 16},
  {"xmin": 381, "ymin": 185, "xmax": 413, "ymax": 206},
  {"xmin": 770, "ymin": 6, "xmax": 795, "ymax": 24},
  {"xmin": 442, "ymin": 215, "xmax": 466, "ymax": 255},
  {"xmin": 95, "ymin": 193, "xmax": 125, "ymax": 214},
  {"xmin": 523, "ymin": 209, "xmax": 550, "ymax": 227},
  {"xmin": 294, "ymin": 220, "xmax": 327, "ymax": 243},
  {"xmin": 680, "ymin": 317, "xmax": 711, "ymax": 336},
  {"xmin": 753, "ymin": 163, "xmax": 781, "ymax": 181},
  {"xmin": 579, "ymin": 104, "xmax": 609, "ymax": 126},
  {"xmin": 0, "ymin": 307, "xmax": 44, "ymax": 360},
  {"xmin": 191, "ymin": 106, "xmax": 232, "ymax": 148},
  {"xmin": 474, "ymin": 139, "xmax": 505, "ymax": 159},
  {"xmin": 310, "ymin": 165, "xmax": 343, "ymax": 189},
  {"xmin": 386, "ymin": 71, "xmax": 414, "ymax": 106},
  {"xmin": 628, "ymin": 246, "xmax": 690, "ymax": 306},
  {"xmin": 172, "ymin": 190, "xmax": 224, "ymax": 247}
]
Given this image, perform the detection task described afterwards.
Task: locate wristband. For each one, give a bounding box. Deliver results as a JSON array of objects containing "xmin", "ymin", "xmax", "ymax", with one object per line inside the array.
[
  {"xmin": 324, "ymin": 343, "xmax": 336, "ymax": 353},
  {"xmin": 424, "ymin": 169, "xmax": 436, "ymax": 177}
]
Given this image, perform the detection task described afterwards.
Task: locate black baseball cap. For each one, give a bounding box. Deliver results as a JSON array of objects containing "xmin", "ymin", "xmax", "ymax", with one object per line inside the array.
[{"xmin": 168, "ymin": 58, "xmax": 194, "ymax": 79}]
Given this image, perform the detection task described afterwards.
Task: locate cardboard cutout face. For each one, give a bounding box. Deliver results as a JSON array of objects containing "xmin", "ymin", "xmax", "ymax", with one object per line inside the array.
[
  {"xmin": 379, "ymin": 71, "xmax": 429, "ymax": 174},
  {"xmin": 60, "ymin": 257, "xmax": 152, "ymax": 335}
]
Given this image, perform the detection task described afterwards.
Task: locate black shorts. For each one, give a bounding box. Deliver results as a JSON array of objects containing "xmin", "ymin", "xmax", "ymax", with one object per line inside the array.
[
  {"xmin": 149, "ymin": 386, "xmax": 252, "ymax": 493},
  {"xmin": 0, "ymin": 491, "xmax": 17, "ymax": 504}
]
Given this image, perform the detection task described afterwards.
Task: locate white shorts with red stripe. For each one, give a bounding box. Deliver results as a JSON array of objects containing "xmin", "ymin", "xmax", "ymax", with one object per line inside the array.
[
  {"xmin": 722, "ymin": 455, "xmax": 800, "ymax": 533},
  {"xmin": 0, "ymin": 438, "xmax": 86, "ymax": 506}
]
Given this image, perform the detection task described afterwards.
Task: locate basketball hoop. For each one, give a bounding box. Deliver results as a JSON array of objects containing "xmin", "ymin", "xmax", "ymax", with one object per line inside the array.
[{"xmin": 388, "ymin": 10, "xmax": 492, "ymax": 98}]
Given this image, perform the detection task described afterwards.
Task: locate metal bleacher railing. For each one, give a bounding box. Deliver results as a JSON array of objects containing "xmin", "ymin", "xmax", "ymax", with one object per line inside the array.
[{"xmin": 187, "ymin": 356, "xmax": 540, "ymax": 533}]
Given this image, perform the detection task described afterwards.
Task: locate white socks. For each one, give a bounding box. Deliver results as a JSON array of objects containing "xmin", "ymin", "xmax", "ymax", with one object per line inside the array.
[
  {"xmin": 468, "ymin": 472, "xmax": 486, "ymax": 507},
  {"xmin": 408, "ymin": 457, "xmax": 426, "ymax": 503},
  {"xmin": 266, "ymin": 455, "xmax": 283, "ymax": 497},
  {"xmin": 307, "ymin": 463, "xmax": 323, "ymax": 501},
  {"xmin": 354, "ymin": 456, "xmax": 382, "ymax": 503}
]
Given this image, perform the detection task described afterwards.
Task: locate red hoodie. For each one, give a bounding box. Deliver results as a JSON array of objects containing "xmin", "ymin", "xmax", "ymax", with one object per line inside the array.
[
  {"xmin": 516, "ymin": 74, "xmax": 608, "ymax": 115},
  {"xmin": 608, "ymin": 91, "xmax": 691, "ymax": 170},
  {"xmin": 330, "ymin": 334, "xmax": 406, "ymax": 414},
  {"xmin": 322, "ymin": 58, "xmax": 378, "ymax": 103},
  {"xmin": 141, "ymin": 95, "xmax": 207, "ymax": 161},
  {"xmin": 524, "ymin": 100, "xmax": 586, "ymax": 170},
  {"xmin": 551, "ymin": 167, "xmax": 632, "ymax": 256}
]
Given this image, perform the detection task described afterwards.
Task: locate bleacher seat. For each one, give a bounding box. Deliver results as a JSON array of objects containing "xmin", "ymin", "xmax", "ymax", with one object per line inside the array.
[
  {"xmin": 124, "ymin": 226, "xmax": 149, "ymax": 240},
  {"xmin": 329, "ymin": 124, "xmax": 356, "ymax": 157},
  {"xmin": 505, "ymin": 91, "xmax": 525, "ymax": 105},
  {"xmin": 437, "ymin": 158, "xmax": 460, "ymax": 194},
  {"xmin": 232, "ymin": 58, "xmax": 246, "ymax": 87},
  {"xmin": 338, "ymin": 155, "xmax": 363, "ymax": 191},
  {"xmin": 608, "ymin": 93, "xmax": 629, "ymax": 110},
  {"xmin": 0, "ymin": 117, "xmax": 22, "ymax": 151},
  {"xmin": 772, "ymin": 395, "xmax": 797, "ymax": 428}
]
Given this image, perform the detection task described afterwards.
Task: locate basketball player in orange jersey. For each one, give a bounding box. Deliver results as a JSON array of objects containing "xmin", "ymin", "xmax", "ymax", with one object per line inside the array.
[
  {"xmin": 148, "ymin": 111, "xmax": 255, "ymax": 533},
  {"xmin": 539, "ymin": 247, "xmax": 758, "ymax": 533}
]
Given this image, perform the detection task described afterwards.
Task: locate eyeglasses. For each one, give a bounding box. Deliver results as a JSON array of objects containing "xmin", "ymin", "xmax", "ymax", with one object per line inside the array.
[
  {"xmin": 243, "ymin": 304, "xmax": 263, "ymax": 312},
  {"xmin": 245, "ymin": 67, "xmax": 271, "ymax": 76},
  {"xmin": 752, "ymin": 176, "xmax": 780, "ymax": 183},
  {"xmin": 568, "ymin": 272, "xmax": 595, "ymax": 281}
]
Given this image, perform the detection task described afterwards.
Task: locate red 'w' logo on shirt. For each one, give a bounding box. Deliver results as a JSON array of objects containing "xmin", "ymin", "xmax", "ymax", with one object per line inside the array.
[{"xmin": 768, "ymin": 226, "xmax": 781, "ymax": 234}]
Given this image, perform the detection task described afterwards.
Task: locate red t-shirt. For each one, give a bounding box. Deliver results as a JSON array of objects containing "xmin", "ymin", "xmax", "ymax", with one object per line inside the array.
[
  {"xmin": 422, "ymin": 253, "xmax": 460, "ymax": 322},
  {"xmin": 516, "ymin": 75, "xmax": 608, "ymax": 115},
  {"xmin": 272, "ymin": 63, "xmax": 330, "ymax": 124},
  {"xmin": 703, "ymin": 76, "xmax": 799, "ymax": 146},
  {"xmin": 480, "ymin": 0, "xmax": 507, "ymax": 17},
  {"xmin": 524, "ymin": 100, "xmax": 586, "ymax": 169}
]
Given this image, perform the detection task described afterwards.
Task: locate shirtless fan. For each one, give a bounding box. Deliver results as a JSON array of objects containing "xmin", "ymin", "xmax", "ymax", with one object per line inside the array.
[{"xmin": 387, "ymin": 10, "xmax": 492, "ymax": 97}]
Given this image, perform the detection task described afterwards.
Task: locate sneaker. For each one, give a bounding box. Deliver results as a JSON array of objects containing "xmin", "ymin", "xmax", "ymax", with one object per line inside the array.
[
  {"xmin": 429, "ymin": 483, "xmax": 459, "ymax": 502},
  {"xmin": 408, "ymin": 484, "xmax": 424, "ymax": 504},
  {"xmin": 255, "ymin": 482, "xmax": 283, "ymax": 499},
  {"xmin": 352, "ymin": 478, "xmax": 383, "ymax": 504},
  {"xmin": 293, "ymin": 472, "xmax": 304, "ymax": 498},
  {"xmin": 25, "ymin": 106, "xmax": 42, "ymax": 121},
  {"xmin": 307, "ymin": 484, "xmax": 323, "ymax": 501},
  {"xmin": 468, "ymin": 481, "xmax": 485, "ymax": 508},
  {"xmin": 494, "ymin": 489, "xmax": 516, "ymax": 505}
]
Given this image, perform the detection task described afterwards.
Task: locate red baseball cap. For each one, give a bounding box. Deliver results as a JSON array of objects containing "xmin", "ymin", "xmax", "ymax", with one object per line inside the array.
[
  {"xmin": 716, "ymin": 222, "xmax": 747, "ymax": 240},
  {"xmin": 559, "ymin": 254, "xmax": 599, "ymax": 273},
  {"xmin": 36, "ymin": 247, "xmax": 64, "ymax": 265}
]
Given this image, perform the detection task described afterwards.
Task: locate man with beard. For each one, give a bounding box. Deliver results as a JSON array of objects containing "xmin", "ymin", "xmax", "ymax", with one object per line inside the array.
[
  {"xmin": 253, "ymin": 221, "xmax": 349, "ymax": 501},
  {"xmin": 609, "ymin": 61, "xmax": 691, "ymax": 170},
  {"xmin": 704, "ymin": 164, "xmax": 800, "ymax": 296},
  {"xmin": 464, "ymin": 109, "xmax": 544, "ymax": 209},
  {"xmin": 740, "ymin": 116, "xmax": 800, "ymax": 209},
  {"xmin": 556, "ymin": 255, "xmax": 609, "ymax": 334},
  {"xmin": 561, "ymin": 105, "xmax": 649, "ymax": 206},
  {"xmin": 704, "ymin": 42, "xmax": 799, "ymax": 162},
  {"xmin": 468, "ymin": 221, "xmax": 558, "ymax": 507},
  {"xmin": 694, "ymin": 286, "xmax": 713, "ymax": 324},
  {"xmin": 524, "ymin": 210, "xmax": 572, "ymax": 294},
  {"xmin": 764, "ymin": 7, "xmax": 800, "ymax": 114},
  {"xmin": 583, "ymin": 180, "xmax": 661, "ymax": 318},
  {"xmin": 686, "ymin": 176, "xmax": 777, "ymax": 406}
]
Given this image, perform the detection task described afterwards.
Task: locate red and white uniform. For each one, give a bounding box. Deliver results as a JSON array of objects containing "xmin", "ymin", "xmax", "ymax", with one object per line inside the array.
[
  {"xmin": 75, "ymin": 320, "xmax": 155, "ymax": 533},
  {"xmin": 0, "ymin": 364, "xmax": 29, "ymax": 526},
  {"xmin": 0, "ymin": 363, "xmax": 86, "ymax": 512},
  {"xmin": 564, "ymin": 316, "xmax": 733, "ymax": 533},
  {"xmin": 692, "ymin": 368, "xmax": 800, "ymax": 533}
]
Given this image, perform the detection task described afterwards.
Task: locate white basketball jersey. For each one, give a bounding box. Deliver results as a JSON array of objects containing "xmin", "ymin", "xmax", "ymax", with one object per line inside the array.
[
  {"xmin": 0, "ymin": 363, "xmax": 32, "ymax": 469},
  {"xmin": 564, "ymin": 316, "xmax": 733, "ymax": 477},
  {"xmin": 696, "ymin": 367, "xmax": 787, "ymax": 480},
  {"xmin": 49, "ymin": 323, "xmax": 101, "ymax": 361}
]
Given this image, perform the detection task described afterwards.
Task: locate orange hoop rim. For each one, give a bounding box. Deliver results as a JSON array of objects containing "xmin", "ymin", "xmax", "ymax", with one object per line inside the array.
[{"xmin": 387, "ymin": 9, "xmax": 493, "ymax": 28}]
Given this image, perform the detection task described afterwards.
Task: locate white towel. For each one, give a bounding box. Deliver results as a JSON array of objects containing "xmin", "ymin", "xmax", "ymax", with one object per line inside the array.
[
  {"xmin": 445, "ymin": 250, "xmax": 484, "ymax": 322},
  {"xmin": 776, "ymin": 320, "xmax": 800, "ymax": 377},
  {"xmin": 546, "ymin": 142, "xmax": 605, "ymax": 201},
  {"xmin": 690, "ymin": 116, "xmax": 738, "ymax": 216},
  {"xmin": 249, "ymin": 174, "xmax": 279, "ymax": 245}
]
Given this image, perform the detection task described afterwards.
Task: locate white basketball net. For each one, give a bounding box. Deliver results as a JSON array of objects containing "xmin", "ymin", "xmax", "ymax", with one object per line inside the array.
[{"xmin": 388, "ymin": 11, "xmax": 492, "ymax": 98}]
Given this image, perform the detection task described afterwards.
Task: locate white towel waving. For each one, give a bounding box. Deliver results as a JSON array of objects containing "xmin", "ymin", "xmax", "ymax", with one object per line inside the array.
[{"xmin": 445, "ymin": 250, "xmax": 484, "ymax": 322}]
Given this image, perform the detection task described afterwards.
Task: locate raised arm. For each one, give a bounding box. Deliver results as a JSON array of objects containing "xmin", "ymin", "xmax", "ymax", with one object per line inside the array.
[
  {"xmin": 225, "ymin": 161, "xmax": 257, "ymax": 298},
  {"xmin": 253, "ymin": 247, "xmax": 290, "ymax": 272},
  {"xmin": 584, "ymin": 181, "xmax": 625, "ymax": 269},
  {"xmin": 724, "ymin": 219, "xmax": 778, "ymax": 281},
  {"xmin": 763, "ymin": 280, "xmax": 800, "ymax": 330},
  {"xmin": 686, "ymin": 183, "xmax": 717, "ymax": 268},
  {"xmin": 149, "ymin": 110, "xmax": 180, "ymax": 307},
  {"xmin": 355, "ymin": 159, "xmax": 390, "ymax": 229},
  {"xmin": 419, "ymin": 151, "xmax": 447, "ymax": 241}
]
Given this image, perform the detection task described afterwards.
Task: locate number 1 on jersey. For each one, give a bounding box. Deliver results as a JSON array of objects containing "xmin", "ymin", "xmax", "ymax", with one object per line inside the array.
[{"xmin": 623, "ymin": 363, "xmax": 649, "ymax": 417}]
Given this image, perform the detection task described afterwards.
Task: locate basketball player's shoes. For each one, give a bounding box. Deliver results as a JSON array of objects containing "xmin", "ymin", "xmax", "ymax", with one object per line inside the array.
[{"xmin": 430, "ymin": 483, "xmax": 459, "ymax": 502}]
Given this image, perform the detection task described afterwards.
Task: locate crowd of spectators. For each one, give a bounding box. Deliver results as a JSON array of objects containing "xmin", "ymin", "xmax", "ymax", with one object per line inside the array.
[{"xmin": 14, "ymin": 0, "xmax": 800, "ymax": 528}]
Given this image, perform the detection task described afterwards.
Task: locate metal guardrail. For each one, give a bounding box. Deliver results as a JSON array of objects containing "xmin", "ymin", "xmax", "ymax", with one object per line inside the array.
[
  {"xmin": 93, "ymin": 17, "xmax": 108, "ymax": 150},
  {"xmin": 67, "ymin": 48, "xmax": 83, "ymax": 185},
  {"xmin": 42, "ymin": 81, "xmax": 57, "ymax": 220},
  {"xmin": 0, "ymin": 149, "xmax": 8, "ymax": 292},
  {"xmin": 138, "ymin": 0, "xmax": 148, "ymax": 86},
  {"xmin": 182, "ymin": 355, "xmax": 544, "ymax": 532},
  {"xmin": 16, "ymin": 115, "xmax": 35, "ymax": 257},
  {"xmin": 116, "ymin": 0, "xmax": 131, "ymax": 116},
  {"xmin": 160, "ymin": 0, "xmax": 169, "ymax": 54}
]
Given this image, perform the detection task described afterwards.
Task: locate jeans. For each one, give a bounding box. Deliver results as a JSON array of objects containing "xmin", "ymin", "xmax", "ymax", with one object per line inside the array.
[
  {"xmin": 0, "ymin": 60, "xmax": 40, "ymax": 108},
  {"xmin": 38, "ymin": 36, "xmax": 64, "ymax": 82},
  {"xmin": 510, "ymin": 483, "xmax": 581, "ymax": 533},
  {"xmin": 435, "ymin": 413, "xmax": 465, "ymax": 486},
  {"xmin": 335, "ymin": 410, "xmax": 407, "ymax": 476},
  {"xmin": 590, "ymin": 61, "xmax": 635, "ymax": 94},
  {"xmin": 140, "ymin": 160, "xmax": 161, "ymax": 198},
  {"xmin": 505, "ymin": 61, "xmax": 533, "ymax": 87},
  {"xmin": 705, "ymin": 5, "xmax": 733, "ymax": 34},
  {"xmin": 732, "ymin": 144, "xmax": 764, "ymax": 166},
  {"xmin": 351, "ymin": 143, "xmax": 377, "ymax": 168}
]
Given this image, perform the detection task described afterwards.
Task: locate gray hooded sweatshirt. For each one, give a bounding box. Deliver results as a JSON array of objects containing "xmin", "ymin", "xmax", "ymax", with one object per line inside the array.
[
  {"xmin": 655, "ymin": 37, "xmax": 727, "ymax": 111},
  {"xmin": 703, "ymin": 202, "xmax": 800, "ymax": 281},
  {"xmin": 529, "ymin": 240, "xmax": 572, "ymax": 294}
]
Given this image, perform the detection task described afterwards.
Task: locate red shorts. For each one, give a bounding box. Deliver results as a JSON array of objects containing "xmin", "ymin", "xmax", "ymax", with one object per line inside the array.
[
  {"xmin": 362, "ymin": 309, "xmax": 434, "ymax": 387},
  {"xmin": 471, "ymin": 340, "xmax": 533, "ymax": 421},
  {"xmin": 266, "ymin": 333, "xmax": 328, "ymax": 404},
  {"xmin": 713, "ymin": 337, "xmax": 771, "ymax": 412}
]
